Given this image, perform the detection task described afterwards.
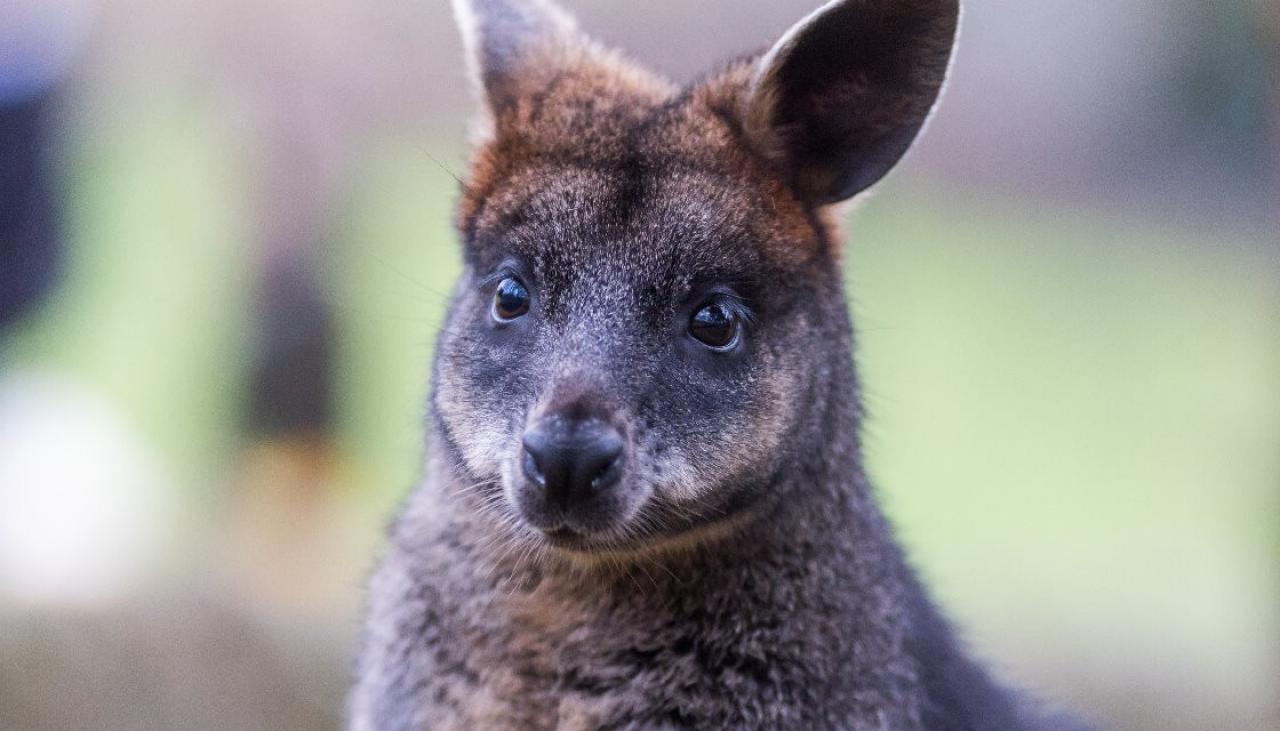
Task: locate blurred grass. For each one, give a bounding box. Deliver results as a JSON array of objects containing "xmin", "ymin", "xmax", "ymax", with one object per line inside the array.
[
  {"xmin": 7, "ymin": 98, "xmax": 254, "ymax": 495},
  {"xmin": 327, "ymin": 142, "xmax": 461, "ymax": 510},
  {"xmin": 851, "ymin": 186, "xmax": 1280, "ymax": 728},
  {"xmin": 5, "ymin": 102, "xmax": 1277, "ymax": 729}
]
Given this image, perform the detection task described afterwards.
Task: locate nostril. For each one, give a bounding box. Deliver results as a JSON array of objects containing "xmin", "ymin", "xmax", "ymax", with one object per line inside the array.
[
  {"xmin": 521, "ymin": 445, "xmax": 546, "ymax": 487},
  {"xmin": 588, "ymin": 462, "xmax": 613, "ymax": 488},
  {"xmin": 581, "ymin": 436, "xmax": 623, "ymax": 491}
]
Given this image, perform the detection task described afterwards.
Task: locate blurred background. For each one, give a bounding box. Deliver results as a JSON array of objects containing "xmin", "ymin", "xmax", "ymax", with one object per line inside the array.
[{"xmin": 0, "ymin": 0, "xmax": 1276, "ymax": 729}]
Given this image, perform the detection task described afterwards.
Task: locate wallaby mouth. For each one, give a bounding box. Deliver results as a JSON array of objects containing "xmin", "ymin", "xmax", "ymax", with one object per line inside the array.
[{"xmin": 541, "ymin": 527, "xmax": 598, "ymax": 551}]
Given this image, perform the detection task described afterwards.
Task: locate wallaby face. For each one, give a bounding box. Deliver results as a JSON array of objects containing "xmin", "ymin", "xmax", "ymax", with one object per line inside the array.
[
  {"xmin": 436, "ymin": 0, "xmax": 957, "ymax": 554},
  {"xmin": 352, "ymin": 1, "xmax": 1083, "ymax": 729}
]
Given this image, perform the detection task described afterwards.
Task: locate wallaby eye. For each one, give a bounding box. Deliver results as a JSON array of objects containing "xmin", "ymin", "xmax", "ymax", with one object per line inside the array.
[
  {"xmin": 493, "ymin": 277, "xmax": 531, "ymax": 321},
  {"xmin": 688, "ymin": 303, "xmax": 740, "ymax": 350}
]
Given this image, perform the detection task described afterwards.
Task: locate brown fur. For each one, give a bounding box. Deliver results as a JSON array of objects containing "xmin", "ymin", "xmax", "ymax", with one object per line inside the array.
[
  {"xmin": 462, "ymin": 56, "xmax": 823, "ymax": 265},
  {"xmin": 351, "ymin": 2, "xmax": 1087, "ymax": 730}
]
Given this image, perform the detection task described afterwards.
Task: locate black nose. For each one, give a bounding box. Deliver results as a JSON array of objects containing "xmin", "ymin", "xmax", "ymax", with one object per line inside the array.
[{"xmin": 522, "ymin": 417, "xmax": 625, "ymax": 508}]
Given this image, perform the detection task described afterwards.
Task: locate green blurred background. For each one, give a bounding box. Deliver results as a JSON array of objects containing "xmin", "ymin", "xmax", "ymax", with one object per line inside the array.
[{"xmin": 0, "ymin": 1, "xmax": 1276, "ymax": 729}]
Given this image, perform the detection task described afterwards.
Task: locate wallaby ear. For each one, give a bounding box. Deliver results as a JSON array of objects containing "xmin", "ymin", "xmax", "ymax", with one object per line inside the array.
[
  {"xmin": 745, "ymin": 0, "xmax": 960, "ymax": 205},
  {"xmin": 451, "ymin": 0, "xmax": 583, "ymax": 126}
]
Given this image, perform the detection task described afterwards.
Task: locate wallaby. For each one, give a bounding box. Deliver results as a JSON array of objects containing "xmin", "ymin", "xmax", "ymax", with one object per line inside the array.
[{"xmin": 352, "ymin": 1, "xmax": 1086, "ymax": 729}]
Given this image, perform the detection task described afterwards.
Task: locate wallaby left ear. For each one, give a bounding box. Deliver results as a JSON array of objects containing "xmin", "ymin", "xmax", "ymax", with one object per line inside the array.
[
  {"xmin": 745, "ymin": 0, "xmax": 960, "ymax": 205},
  {"xmin": 452, "ymin": 0, "xmax": 583, "ymax": 127}
]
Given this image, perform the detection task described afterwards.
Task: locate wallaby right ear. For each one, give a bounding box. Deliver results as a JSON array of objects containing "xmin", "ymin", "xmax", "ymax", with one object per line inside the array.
[
  {"xmin": 451, "ymin": 0, "xmax": 584, "ymax": 129},
  {"xmin": 744, "ymin": 0, "xmax": 960, "ymax": 205}
]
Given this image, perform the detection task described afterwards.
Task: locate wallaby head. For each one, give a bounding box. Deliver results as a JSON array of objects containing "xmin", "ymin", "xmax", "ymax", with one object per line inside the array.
[{"xmin": 436, "ymin": 0, "xmax": 959, "ymax": 557}]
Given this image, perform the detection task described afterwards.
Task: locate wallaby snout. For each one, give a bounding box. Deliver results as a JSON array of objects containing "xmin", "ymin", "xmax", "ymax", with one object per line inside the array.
[{"xmin": 519, "ymin": 414, "xmax": 627, "ymax": 531}]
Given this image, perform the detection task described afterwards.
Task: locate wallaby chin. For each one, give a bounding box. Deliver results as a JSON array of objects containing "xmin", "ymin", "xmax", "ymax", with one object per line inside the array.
[{"xmin": 351, "ymin": 1, "xmax": 1087, "ymax": 730}]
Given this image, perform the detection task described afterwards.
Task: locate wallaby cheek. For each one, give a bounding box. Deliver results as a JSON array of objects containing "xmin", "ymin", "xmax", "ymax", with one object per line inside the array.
[
  {"xmin": 649, "ymin": 357, "xmax": 800, "ymax": 505},
  {"xmin": 436, "ymin": 358, "xmax": 517, "ymax": 481},
  {"xmin": 434, "ymin": 308, "xmax": 535, "ymax": 481}
]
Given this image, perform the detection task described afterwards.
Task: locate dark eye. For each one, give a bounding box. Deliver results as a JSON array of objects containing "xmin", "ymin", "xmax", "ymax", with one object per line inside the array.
[
  {"xmin": 493, "ymin": 277, "xmax": 531, "ymax": 321},
  {"xmin": 688, "ymin": 303, "xmax": 740, "ymax": 350}
]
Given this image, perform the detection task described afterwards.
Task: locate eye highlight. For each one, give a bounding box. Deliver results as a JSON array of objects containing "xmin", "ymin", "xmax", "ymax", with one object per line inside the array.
[
  {"xmin": 492, "ymin": 277, "xmax": 531, "ymax": 321},
  {"xmin": 688, "ymin": 302, "xmax": 741, "ymax": 350}
]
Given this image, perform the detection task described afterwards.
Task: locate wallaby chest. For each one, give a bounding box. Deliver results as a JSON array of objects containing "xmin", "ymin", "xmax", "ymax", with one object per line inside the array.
[{"xmin": 403, "ymin": 526, "xmax": 921, "ymax": 731}]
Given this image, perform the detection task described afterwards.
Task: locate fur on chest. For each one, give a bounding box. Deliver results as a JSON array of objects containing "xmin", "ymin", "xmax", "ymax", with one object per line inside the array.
[{"xmin": 423, "ymin": 564, "xmax": 918, "ymax": 731}]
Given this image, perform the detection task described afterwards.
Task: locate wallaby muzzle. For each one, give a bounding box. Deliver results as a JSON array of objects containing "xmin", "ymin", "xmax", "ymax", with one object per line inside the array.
[{"xmin": 519, "ymin": 413, "xmax": 627, "ymax": 530}]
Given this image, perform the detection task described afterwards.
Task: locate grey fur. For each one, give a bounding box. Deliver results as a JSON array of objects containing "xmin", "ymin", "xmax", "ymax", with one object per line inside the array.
[{"xmin": 350, "ymin": 1, "xmax": 1087, "ymax": 729}]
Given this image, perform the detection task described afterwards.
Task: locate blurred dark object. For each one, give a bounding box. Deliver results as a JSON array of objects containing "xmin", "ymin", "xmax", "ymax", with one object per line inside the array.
[
  {"xmin": 1166, "ymin": 3, "xmax": 1276, "ymax": 219},
  {"xmin": 247, "ymin": 260, "xmax": 335, "ymax": 438},
  {"xmin": 0, "ymin": 87, "xmax": 61, "ymax": 331}
]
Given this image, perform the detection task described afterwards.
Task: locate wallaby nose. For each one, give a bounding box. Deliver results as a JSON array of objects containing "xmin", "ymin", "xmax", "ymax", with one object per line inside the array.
[{"xmin": 521, "ymin": 418, "xmax": 625, "ymax": 508}]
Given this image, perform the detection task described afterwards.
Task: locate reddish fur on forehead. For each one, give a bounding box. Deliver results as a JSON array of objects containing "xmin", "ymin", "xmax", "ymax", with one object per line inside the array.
[
  {"xmin": 458, "ymin": 50, "xmax": 671, "ymax": 231},
  {"xmin": 458, "ymin": 55, "xmax": 832, "ymax": 264},
  {"xmin": 474, "ymin": 39, "xmax": 673, "ymax": 158},
  {"xmin": 678, "ymin": 61, "xmax": 831, "ymax": 262}
]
